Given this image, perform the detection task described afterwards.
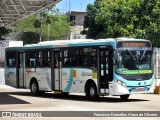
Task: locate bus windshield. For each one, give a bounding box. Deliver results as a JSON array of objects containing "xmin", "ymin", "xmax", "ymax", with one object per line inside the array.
[{"xmin": 116, "ymin": 49, "xmax": 153, "ymax": 75}]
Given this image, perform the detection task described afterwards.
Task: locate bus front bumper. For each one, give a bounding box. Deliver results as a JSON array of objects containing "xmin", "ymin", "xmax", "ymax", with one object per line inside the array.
[{"xmin": 109, "ymin": 82, "xmax": 153, "ymax": 96}]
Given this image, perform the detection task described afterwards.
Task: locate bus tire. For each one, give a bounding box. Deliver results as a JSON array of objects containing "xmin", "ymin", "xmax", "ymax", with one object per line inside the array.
[
  {"xmin": 61, "ymin": 92, "xmax": 69, "ymax": 96},
  {"xmin": 39, "ymin": 91, "xmax": 45, "ymax": 95},
  {"xmin": 87, "ymin": 83, "xmax": 99, "ymax": 100},
  {"xmin": 120, "ymin": 94, "xmax": 130, "ymax": 101},
  {"xmin": 30, "ymin": 80, "xmax": 39, "ymax": 95}
]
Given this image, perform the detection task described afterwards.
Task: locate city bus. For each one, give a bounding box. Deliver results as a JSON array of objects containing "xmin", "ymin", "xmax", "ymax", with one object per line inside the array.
[{"xmin": 4, "ymin": 38, "xmax": 154, "ymax": 100}]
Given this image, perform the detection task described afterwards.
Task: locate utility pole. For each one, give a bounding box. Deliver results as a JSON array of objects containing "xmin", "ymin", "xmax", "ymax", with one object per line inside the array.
[
  {"xmin": 39, "ymin": 12, "xmax": 43, "ymax": 42},
  {"xmin": 68, "ymin": 0, "xmax": 71, "ymax": 40}
]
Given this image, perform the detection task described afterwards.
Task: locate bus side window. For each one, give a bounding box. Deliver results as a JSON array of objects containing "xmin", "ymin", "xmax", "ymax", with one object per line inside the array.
[
  {"xmin": 90, "ymin": 49, "xmax": 96, "ymax": 66},
  {"xmin": 26, "ymin": 60, "xmax": 30, "ymax": 66},
  {"xmin": 42, "ymin": 51, "xmax": 48, "ymax": 67},
  {"xmin": 40, "ymin": 50, "xmax": 50, "ymax": 67},
  {"xmin": 6, "ymin": 51, "xmax": 16, "ymax": 67},
  {"xmin": 81, "ymin": 47, "xmax": 96, "ymax": 67},
  {"xmin": 63, "ymin": 48, "xmax": 78, "ymax": 67},
  {"xmin": 30, "ymin": 59, "xmax": 36, "ymax": 67},
  {"xmin": 63, "ymin": 50, "xmax": 69, "ymax": 67},
  {"xmin": 26, "ymin": 51, "xmax": 36, "ymax": 67},
  {"xmin": 9, "ymin": 59, "xmax": 15, "ymax": 66}
]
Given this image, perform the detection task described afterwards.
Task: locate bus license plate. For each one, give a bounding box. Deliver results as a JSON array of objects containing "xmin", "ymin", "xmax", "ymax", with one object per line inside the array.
[{"xmin": 137, "ymin": 87, "xmax": 143, "ymax": 92}]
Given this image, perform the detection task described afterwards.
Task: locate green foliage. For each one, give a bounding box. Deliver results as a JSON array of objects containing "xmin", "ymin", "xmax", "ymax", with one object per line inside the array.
[
  {"xmin": 14, "ymin": 9, "xmax": 70, "ymax": 44},
  {"xmin": 80, "ymin": 29, "xmax": 87, "ymax": 35},
  {"xmin": 83, "ymin": 2, "xmax": 104, "ymax": 39},
  {"xmin": 42, "ymin": 14, "xmax": 69, "ymax": 40},
  {"xmin": 34, "ymin": 20, "xmax": 41, "ymax": 28},
  {"xmin": 0, "ymin": 27, "xmax": 11, "ymax": 40},
  {"xmin": 14, "ymin": 15, "xmax": 37, "ymax": 33},
  {"xmin": 84, "ymin": 0, "xmax": 160, "ymax": 47},
  {"xmin": 20, "ymin": 32, "xmax": 40, "ymax": 45}
]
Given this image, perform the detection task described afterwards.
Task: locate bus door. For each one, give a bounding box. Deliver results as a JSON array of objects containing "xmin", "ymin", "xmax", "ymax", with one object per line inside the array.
[
  {"xmin": 16, "ymin": 52, "xmax": 25, "ymax": 88},
  {"xmin": 98, "ymin": 46, "xmax": 113, "ymax": 94},
  {"xmin": 53, "ymin": 50, "xmax": 62, "ymax": 91}
]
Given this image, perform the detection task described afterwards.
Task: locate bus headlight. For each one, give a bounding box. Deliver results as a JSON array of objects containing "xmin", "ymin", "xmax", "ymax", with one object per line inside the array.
[{"xmin": 117, "ymin": 80, "xmax": 127, "ymax": 87}]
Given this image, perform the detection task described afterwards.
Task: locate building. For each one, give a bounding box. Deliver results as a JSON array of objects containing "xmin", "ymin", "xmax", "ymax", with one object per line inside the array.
[{"xmin": 66, "ymin": 11, "xmax": 86, "ymax": 39}]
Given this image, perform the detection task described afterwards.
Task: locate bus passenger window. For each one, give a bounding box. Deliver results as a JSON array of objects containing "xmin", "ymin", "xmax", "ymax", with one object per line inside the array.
[
  {"xmin": 63, "ymin": 48, "xmax": 78, "ymax": 67},
  {"xmin": 81, "ymin": 47, "xmax": 96, "ymax": 67},
  {"xmin": 30, "ymin": 59, "xmax": 36, "ymax": 67},
  {"xmin": 35, "ymin": 50, "xmax": 50, "ymax": 67},
  {"xmin": 9, "ymin": 59, "xmax": 15, "ymax": 66},
  {"xmin": 91, "ymin": 50, "xmax": 96, "ymax": 66},
  {"xmin": 6, "ymin": 51, "xmax": 16, "ymax": 67},
  {"xmin": 26, "ymin": 51, "xmax": 37, "ymax": 67},
  {"xmin": 65, "ymin": 60, "xmax": 70, "ymax": 66}
]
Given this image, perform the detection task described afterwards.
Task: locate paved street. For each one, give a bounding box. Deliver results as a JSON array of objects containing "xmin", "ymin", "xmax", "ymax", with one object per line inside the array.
[{"xmin": 0, "ymin": 84, "xmax": 160, "ymax": 120}]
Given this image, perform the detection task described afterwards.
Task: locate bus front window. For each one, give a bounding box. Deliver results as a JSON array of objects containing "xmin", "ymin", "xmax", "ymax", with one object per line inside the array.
[{"xmin": 116, "ymin": 50, "xmax": 153, "ymax": 75}]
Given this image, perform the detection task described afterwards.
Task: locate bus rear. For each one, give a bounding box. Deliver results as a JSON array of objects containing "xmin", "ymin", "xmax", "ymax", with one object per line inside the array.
[{"xmin": 110, "ymin": 38, "xmax": 154, "ymax": 100}]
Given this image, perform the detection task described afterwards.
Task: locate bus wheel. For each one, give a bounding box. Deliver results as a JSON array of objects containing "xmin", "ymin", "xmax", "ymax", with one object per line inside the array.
[
  {"xmin": 87, "ymin": 83, "xmax": 98, "ymax": 100},
  {"xmin": 61, "ymin": 92, "xmax": 69, "ymax": 96},
  {"xmin": 30, "ymin": 81, "xmax": 39, "ymax": 95},
  {"xmin": 120, "ymin": 94, "xmax": 130, "ymax": 101}
]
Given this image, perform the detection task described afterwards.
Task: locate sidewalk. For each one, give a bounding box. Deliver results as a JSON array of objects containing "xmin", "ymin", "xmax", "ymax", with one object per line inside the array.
[
  {"xmin": 0, "ymin": 84, "xmax": 29, "ymax": 93},
  {"xmin": 0, "ymin": 84, "xmax": 17, "ymax": 92}
]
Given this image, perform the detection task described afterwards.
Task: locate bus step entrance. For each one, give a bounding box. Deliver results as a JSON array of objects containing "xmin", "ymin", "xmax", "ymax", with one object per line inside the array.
[{"xmin": 53, "ymin": 91, "xmax": 62, "ymax": 94}]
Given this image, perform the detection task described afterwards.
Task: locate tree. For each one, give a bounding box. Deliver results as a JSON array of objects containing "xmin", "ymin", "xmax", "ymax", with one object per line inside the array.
[
  {"xmin": 0, "ymin": 27, "xmax": 11, "ymax": 40},
  {"xmin": 14, "ymin": 14, "xmax": 37, "ymax": 33},
  {"xmin": 84, "ymin": 0, "xmax": 160, "ymax": 47},
  {"xmin": 42, "ymin": 12, "xmax": 70, "ymax": 40},
  {"xmin": 19, "ymin": 32, "xmax": 40, "ymax": 45},
  {"xmin": 14, "ymin": 9, "xmax": 70, "ymax": 44},
  {"xmin": 83, "ymin": 1, "xmax": 104, "ymax": 39}
]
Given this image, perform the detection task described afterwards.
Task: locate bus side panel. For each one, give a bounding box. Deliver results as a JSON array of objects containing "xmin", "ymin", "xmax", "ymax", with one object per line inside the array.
[
  {"xmin": 54, "ymin": 68, "xmax": 61, "ymax": 90},
  {"xmin": 40, "ymin": 68, "xmax": 52, "ymax": 91},
  {"xmin": 25, "ymin": 68, "xmax": 38, "ymax": 89},
  {"xmin": 25, "ymin": 68, "xmax": 52, "ymax": 91},
  {"xmin": 62, "ymin": 68, "xmax": 97, "ymax": 93},
  {"xmin": 71, "ymin": 68, "xmax": 94, "ymax": 93},
  {"xmin": 5, "ymin": 68, "xmax": 17, "ymax": 87},
  {"xmin": 61, "ymin": 68, "xmax": 72, "ymax": 92}
]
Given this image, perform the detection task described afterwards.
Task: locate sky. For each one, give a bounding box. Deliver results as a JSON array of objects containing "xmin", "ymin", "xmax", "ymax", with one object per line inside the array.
[{"xmin": 55, "ymin": 0, "xmax": 95, "ymax": 13}]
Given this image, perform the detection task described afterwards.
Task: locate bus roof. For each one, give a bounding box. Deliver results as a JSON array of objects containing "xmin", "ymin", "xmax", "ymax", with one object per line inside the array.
[
  {"xmin": 5, "ymin": 38, "xmax": 116, "ymax": 51},
  {"xmin": 5, "ymin": 38, "xmax": 151, "ymax": 51},
  {"xmin": 38, "ymin": 39, "xmax": 94, "ymax": 45}
]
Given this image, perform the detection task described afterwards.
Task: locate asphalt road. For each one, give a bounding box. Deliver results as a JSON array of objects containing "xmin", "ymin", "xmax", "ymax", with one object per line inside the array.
[{"xmin": 0, "ymin": 84, "xmax": 160, "ymax": 120}]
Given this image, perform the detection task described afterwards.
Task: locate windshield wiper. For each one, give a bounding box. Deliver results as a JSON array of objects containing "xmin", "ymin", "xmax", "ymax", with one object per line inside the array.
[
  {"xmin": 140, "ymin": 49, "xmax": 146, "ymax": 60},
  {"xmin": 126, "ymin": 49, "xmax": 136, "ymax": 61}
]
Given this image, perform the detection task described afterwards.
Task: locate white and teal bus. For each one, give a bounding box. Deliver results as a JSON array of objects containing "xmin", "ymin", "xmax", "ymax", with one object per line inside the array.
[{"xmin": 5, "ymin": 38, "xmax": 154, "ymax": 100}]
